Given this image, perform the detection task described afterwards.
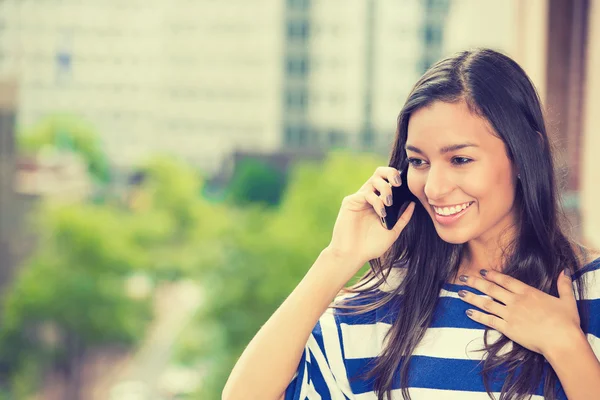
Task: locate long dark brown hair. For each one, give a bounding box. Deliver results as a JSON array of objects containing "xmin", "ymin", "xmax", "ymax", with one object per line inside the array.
[{"xmin": 338, "ymin": 48, "xmax": 589, "ymax": 400}]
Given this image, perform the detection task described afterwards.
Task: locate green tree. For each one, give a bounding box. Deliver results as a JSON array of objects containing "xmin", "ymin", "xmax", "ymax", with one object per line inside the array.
[
  {"xmin": 181, "ymin": 150, "xmax": 385, "ymax": 399},
  {"xmin": 226, "ymin": 157, "xmax": 287, "ymax": 207},
  {"xmin": 128, "ymin": 156, "xmax": 231, "ymax": 280},
  {"xmin": 0, "ymin": 203, "xmax": 152, "ymax": 398},
  {"xmin": 17, "ymin": 114, "xmax": 111, "ymax": 184}
]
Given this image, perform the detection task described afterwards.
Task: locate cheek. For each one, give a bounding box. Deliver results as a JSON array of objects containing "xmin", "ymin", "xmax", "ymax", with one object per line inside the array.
[
  {"xmin": 473, "ymin": 168, "xmax": 517, "ymax": 211},
  {"xmin": 408, "ymin": 167, "xmax": 515, "ymax": 208},
  {"xmin": 407, "ymin": 172, "xmax": 426, "ymax": 200}
]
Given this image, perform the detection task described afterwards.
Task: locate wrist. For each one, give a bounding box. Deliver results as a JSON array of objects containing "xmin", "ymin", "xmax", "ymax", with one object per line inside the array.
[
  {"xmin": 543, "ymin": 325, "xmax": 588, "ymax": 365},
  {"xmin": 317, "ymin": 247, "xmax": 367, "ymax": 285},
  {"xmin": 321, "ymin": 246, "xmax": 367, "ymax": 270}
]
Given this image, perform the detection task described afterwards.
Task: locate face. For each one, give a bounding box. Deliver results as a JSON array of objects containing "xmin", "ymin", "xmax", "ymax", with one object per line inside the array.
[{"xmin": 405, "ymin": 100, "xmax": 518, "ymax": 245}]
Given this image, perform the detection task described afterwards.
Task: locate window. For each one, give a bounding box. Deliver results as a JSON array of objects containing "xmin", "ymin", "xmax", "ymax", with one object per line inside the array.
[
  {"xmin": 285, "ymin": 89, "xmax": 307, "ymax": 111},
  {"xmin": 423, "ymin": 24, "xmax": 442, "ymax": 46},
  {"xmin": 286, "ymin": 57, "xmax": 309, "ymax": 77},
  {"xmin": 328, "ymin": 130, "xmax": 347, "ymax": 147},
  {"xmin": 287, "ymin": 20, "xmax": 309, "ymax": 42},
  {"xmin": 287, "ymin": 0, "xmax": 309, "ymax": 9},
  {"xmin": 284, "ymin": 125, "xmax": 309, "ymax": 147}
]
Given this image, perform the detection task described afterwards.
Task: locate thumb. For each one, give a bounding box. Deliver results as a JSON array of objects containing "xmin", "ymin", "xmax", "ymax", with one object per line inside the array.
[
  {"xmin": 557, "ymin": 269, "xmax": 576, "ymax": 302},
  {"xmin": 391, "ymin": 201, "xmax": 416, "ymax": 237}
]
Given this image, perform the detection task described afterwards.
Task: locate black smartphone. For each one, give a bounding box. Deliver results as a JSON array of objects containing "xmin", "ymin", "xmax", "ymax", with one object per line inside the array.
[{"xmin": 382, "ymin": 166, "xmax": 417, "ymax": 230}]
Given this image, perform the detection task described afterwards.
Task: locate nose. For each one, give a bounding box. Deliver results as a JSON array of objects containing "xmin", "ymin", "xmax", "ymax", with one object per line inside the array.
[{"xmin": 423, "ymin": 166, "xmax": 455, "ymax": 201}]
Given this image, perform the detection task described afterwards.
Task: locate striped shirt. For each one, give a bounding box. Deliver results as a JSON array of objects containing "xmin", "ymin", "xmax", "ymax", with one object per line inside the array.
[{"xmin": 285, "ymin": 258, "xmax": 600, "ymax": 399}]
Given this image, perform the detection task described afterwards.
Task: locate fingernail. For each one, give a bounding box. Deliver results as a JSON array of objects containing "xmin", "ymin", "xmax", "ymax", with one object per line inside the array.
[
  {"xmin": 386, "ymin": 195, "xmax": 393, "ymax": 206},
  {"xmin": 381, "ymin": 207, "xmax": 387, "ymax": 217},
  {"xmin": 564, "ymin": 268, "xmax": 572, "ymax": 279},
  {"xmin": 480, "ymin": 269, "xmax": 488, "ymax": 277},
  {"xmin": 380, "ymin": 216, "xmax": 387, "ymax": 228},
  {"xmin": 466, "ymin": 309, "xmax": 473, "ymax": 317},
  {"xmin": 459, "ymin": 275, "xmax": 468, "ymax": 282},
  {"xmin": 394, "ymin": 175, "xmax": 401, "ymax": 185},
  {"xmin": 458, "ymin": 290, "xmax": 467, "ymax": 298}
]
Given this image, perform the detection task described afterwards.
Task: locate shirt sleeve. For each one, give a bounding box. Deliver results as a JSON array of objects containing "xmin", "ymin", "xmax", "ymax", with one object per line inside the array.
[{"xmin": 285, "ymin": 309, "xmax": 353, "ymax": 400}]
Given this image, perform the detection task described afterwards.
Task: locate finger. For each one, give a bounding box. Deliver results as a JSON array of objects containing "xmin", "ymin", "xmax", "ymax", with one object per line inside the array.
[
  {"xmin": 374, "ymin": 166, "xmax": 402, "ymax": 187},
  {"xmin": 459, "ymin": 274, "xmax": 514, "ymax": 305},
  {"xmin": 558, "ymin": 269, "xmax": 576, "ymax": 302},
  {"xmin": 465, "ymin": 309, "xmax": 508, "ymax": 333},
  {"xmin": 479, "ymin": 269, "xmax": 528, "ymax": 295},
  {"xmin": 364, "ymin": 191, "xmax": 387, "ymax": 219},
  {"xmin": 391, "ymin": 201, "xmax": 415, "ymax": 235},
  {"xmin": 458, "ymin": 289, "xmax": 508, "ymax": 319},
  {"xmin": 371, "ymin": 177, "xmax": 394, "ymax": 207}
]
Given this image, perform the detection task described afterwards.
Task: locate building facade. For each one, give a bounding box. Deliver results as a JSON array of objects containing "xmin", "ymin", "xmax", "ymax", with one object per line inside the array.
[{"xmin": 0, "ymin": 0, "xmax": 449, "ymax": 177}]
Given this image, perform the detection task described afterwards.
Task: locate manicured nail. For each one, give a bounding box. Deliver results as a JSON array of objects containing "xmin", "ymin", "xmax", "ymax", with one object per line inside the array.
[
  {"xmin": 458, "ymin": 290, "xmax": 467, "ymax": 298},
  {"xmin": 564, "ymin": 269, "xmax": 572, "ymax": 279},
  {"xmin": 480, "ymin": 269, "xmax": 488, "ymax": 277},
  {"xmin": 394, "ymin": 175, "xmax": 401, "ymax": 185},
  {"xmin": 381, "ymin": 207, "xmax": 387, "ymax": 217},
  {"xmin": 459, "ymin": 275, "xmax": 468, "ymax": 282},
  {"xmin": 466, "ymin": 309, "xmax": 474, "ymax": 317},
  {"xmin": 386, "ymin": 195, "xmax": 393, "ymax": 206}
]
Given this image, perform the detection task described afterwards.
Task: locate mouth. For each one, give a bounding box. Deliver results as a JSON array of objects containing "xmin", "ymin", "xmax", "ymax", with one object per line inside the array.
[{"xmin": 431, "ymin": 201, "xmax": 475, "ymax": 225}]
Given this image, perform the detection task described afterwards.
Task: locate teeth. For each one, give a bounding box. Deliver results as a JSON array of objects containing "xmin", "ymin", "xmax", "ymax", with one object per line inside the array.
[{"xmin": 434, "ymin": 202, "xmax": 472, "ymax": 216}]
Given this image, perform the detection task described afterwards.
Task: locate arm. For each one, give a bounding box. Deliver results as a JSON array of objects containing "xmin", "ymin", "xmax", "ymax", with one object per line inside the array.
[
  {"xmin": 545, "ymin": 328, "xmax": 600, "ymax": 400},
  {"xmin": 222, "ymin": 248, "xmax": 363, "ymax": 400},
  {"xmin": 223, "ymin": 166, "xmax": 414, "ymax": 400}
]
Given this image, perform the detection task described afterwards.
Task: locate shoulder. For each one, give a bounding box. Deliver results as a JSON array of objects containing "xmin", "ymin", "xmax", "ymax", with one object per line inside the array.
[
  {"xmin": 309, "ymin": 273, "xmax": 405, "ymax": 350},
  {"xmin": 573, "ymin": 245, "xmax": 600, "ymax": 286},
  {"xmin": 574, "ymin": 257, "xmax": 600, "ymax": 290},
  {"xmin": 573, "ymin": 243, "xmax": 600, "ymax": 269},
  {"xmin": 585, "ymin": 251, "xmax": 600, "ymax": 266}
]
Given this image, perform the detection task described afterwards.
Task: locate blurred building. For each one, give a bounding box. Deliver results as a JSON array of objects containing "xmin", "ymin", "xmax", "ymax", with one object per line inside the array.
[
  {"xmin": 15, "ymin": 151, "xmax": 93, "ymax": 201},
  {"xmin": 0, "ymin": 0, "xmax": 450, "ymax": 179},
  {"xmin": 579, "ymin": 0, "xmax": 599, "ymax": 250},
  {"xmin": 442, "ymin": 0, "xmax": 600, "ymax": 249},
  {"xmin": 285, "ymin": 0, "xmax": 449, "ymax": 153},
  {"xmin": 0, "ymin": 80, "xmax": 17, "ymax": 292}
]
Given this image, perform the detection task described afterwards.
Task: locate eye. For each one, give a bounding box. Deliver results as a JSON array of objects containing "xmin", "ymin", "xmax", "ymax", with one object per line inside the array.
[
  {"xmin": 407, "ymin": 158, "xmax": 427, "ymax": 168},
  {"xmin": 452, "ymin": 157, "xmax": 473, "ymax": 165}
]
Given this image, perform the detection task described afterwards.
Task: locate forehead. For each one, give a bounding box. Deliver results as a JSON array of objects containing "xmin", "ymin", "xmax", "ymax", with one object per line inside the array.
[{"xmin": 407, "ymin": 100, "xmax": 500, "ymax": 148}]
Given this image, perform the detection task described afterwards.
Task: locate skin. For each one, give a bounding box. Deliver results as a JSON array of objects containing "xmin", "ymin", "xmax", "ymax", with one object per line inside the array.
[
  {"xmin": 224, "ymin": 99, "xmax": 599, "ymax": 400},
  {"xmin": 405, "ymin": 100, "xmax": 519, "ymax": 280},
  {"xmin": 405, "ymin": 100, "xmax": 600, "ymax": 398}
]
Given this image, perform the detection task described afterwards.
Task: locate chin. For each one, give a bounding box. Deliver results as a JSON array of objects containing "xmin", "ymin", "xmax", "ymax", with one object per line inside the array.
[
  {"xmin": 438, "ymin": 236, "xmax": 470, "ymax": 245},
  {"xmin": 433, "ymin": 226, "xmax": 475, "ymax": 245}
]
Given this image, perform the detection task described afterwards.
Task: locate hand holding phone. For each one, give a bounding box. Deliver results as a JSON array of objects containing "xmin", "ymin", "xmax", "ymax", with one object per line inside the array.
[{"xmin": 383, "ymin": 166, "xmax": 417, "ymax": 230}]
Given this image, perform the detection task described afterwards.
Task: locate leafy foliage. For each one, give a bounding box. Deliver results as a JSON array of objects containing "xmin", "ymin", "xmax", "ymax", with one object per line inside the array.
[
  {"xmin": 226, "ymin": 157, "xmax": 287, "ymax": 207},
  {"xmin": 179, "ymin": 150, "xmax": 384, "ymax": 399},
  {"xmin": 17, "ymin": 113, "xmax": 111, "ymax": 183},
  {"xmin": 0, "ymin": 203, "xmax": 152, "ymax": 396}
]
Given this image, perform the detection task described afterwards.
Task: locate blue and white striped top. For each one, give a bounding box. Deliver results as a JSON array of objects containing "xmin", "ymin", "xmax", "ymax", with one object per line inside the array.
[{"xmin": 285, "ymin": 258, "xmax": 600, "ymax": 399}]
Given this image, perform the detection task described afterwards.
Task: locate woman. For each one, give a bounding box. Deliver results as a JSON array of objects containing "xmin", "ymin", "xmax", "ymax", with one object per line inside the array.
[{"xmin": 222, "ymin": 48, "xmax": 600, "ymax": 399}]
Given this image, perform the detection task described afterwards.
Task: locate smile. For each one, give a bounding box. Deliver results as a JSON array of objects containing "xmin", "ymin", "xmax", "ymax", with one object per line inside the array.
[
  {"xmin": 433, "ymin": 201, "xmax": 474, "ymax": 216},
  {"xmin": 431, "ymin": 201, "xmax": 475, "ymax": 226}
]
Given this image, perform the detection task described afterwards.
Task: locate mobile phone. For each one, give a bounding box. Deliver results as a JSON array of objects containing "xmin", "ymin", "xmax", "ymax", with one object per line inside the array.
[{"xmin": 382, "ymin": 166, "xmax": 417, "ymax": 230}]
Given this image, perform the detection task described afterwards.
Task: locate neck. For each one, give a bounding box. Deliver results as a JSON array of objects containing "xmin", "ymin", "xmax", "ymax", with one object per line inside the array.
[{"xmin": 456, "ymin": 215, "xmax": 518, "ymax": 282}]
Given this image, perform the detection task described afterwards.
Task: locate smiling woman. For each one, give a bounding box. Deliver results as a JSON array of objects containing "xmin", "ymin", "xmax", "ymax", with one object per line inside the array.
[
  {"xmin": 404, "ymin": 100, "xmax": 519, "ymax": 246},
  {"xmin": 222, "ymin": 48, "xmax": 600, "ymax": 400}
]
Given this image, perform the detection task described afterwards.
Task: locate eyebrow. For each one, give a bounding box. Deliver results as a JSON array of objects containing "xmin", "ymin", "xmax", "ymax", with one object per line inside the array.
[{"xmin": 405, "ymin": 143, "xmax": 479, "ymax": 155}]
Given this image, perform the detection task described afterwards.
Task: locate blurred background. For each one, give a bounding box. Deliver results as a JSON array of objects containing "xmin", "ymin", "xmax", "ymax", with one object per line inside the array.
[{"xmin": 0, "ymin": 0, "xmax": 599, "ymax": 399}]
